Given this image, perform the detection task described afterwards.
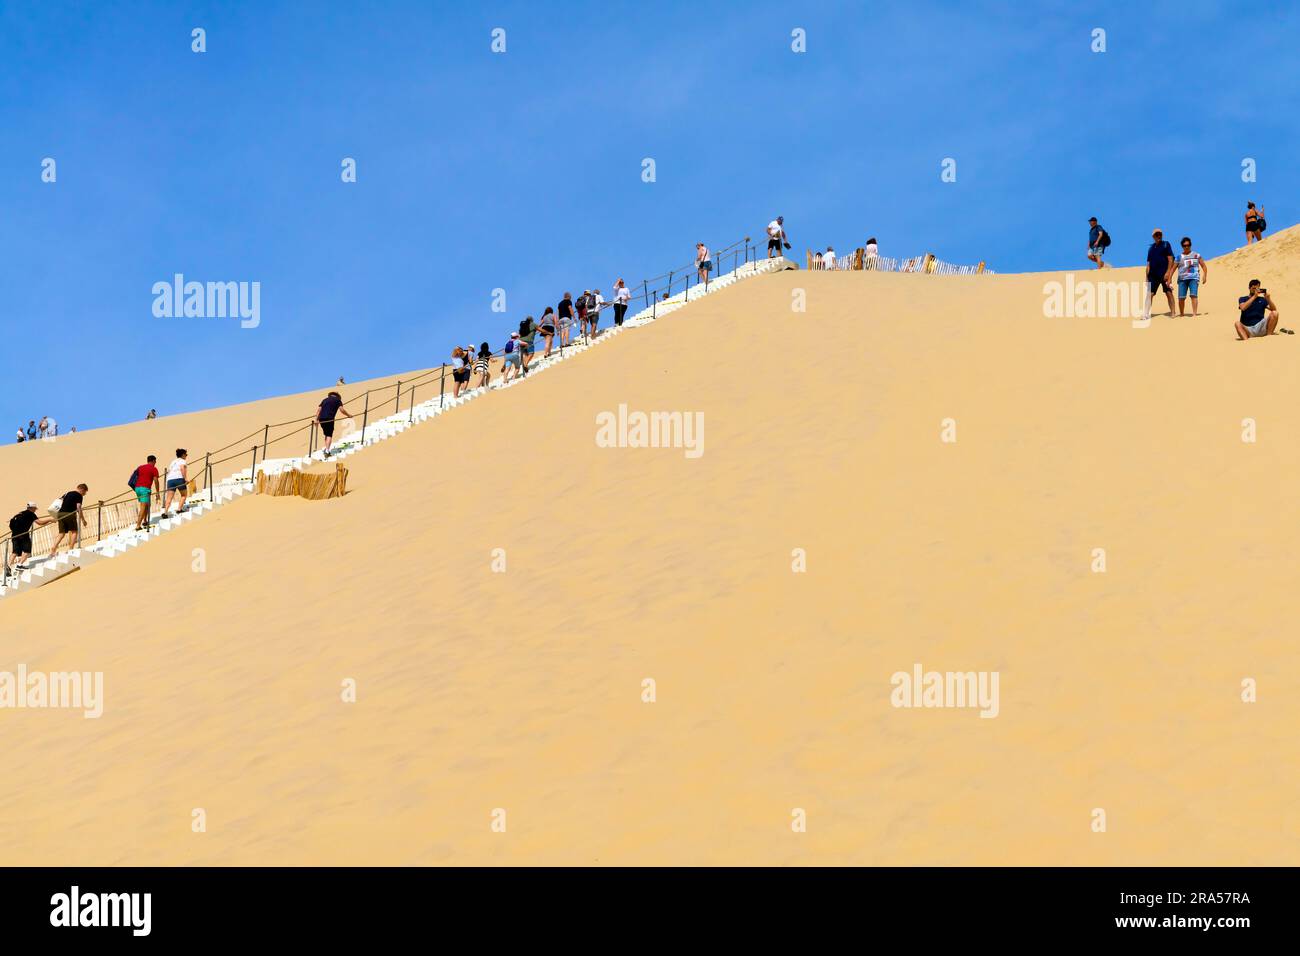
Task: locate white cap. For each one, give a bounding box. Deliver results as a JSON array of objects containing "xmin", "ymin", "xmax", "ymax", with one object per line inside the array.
[{"xmin": 25, "ymin": 501, "xmax": 37, "ymax": 508}]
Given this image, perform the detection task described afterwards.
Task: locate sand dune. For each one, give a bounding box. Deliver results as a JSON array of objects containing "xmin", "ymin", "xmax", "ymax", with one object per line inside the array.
[{"xmin": 1, "ymin": 232, "xmax": 1298, "ymax": 865}]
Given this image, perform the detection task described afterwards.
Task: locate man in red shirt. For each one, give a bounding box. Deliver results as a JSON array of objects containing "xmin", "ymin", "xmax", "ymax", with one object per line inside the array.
[{"xmin": 132, "ymin": 455, "xmax": 161, "ymax": 530}]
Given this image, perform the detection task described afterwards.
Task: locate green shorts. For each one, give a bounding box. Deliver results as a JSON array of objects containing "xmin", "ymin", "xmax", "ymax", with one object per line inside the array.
[{"xmin": 134, "ymin": 487, "xmax": 152, "ymax": 503}]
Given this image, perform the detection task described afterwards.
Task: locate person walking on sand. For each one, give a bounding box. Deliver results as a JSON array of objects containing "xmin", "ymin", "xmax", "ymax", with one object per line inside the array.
[
  {"xmin": 1145, "ymin": 229, "xmax": 1177, "ymax": 318},
  {"xmin": 557, "ymin": 292, "xmax": 575, "ymax": 347},
  {"xmin": 1176, "ymin": 238, "xmax": 1209, "ymax": 316},
  {"xmin": 48, "ymin": 483, "xmax": 89, "ymax": 555},
  {"xmin": 130, "ymin": 455, "xmax": 161, "ymax": 530},
  {"xmin": 766, "ymin": 216, "xmax": 788, "ymax": 258},
  {"xmin": 8, "ymin": 502, "xmax": 52, "ymax": 571},
  {"xmin": 1245, "ymin": 202, "xmax": 1266, "ymax": 244},
  {"xmin": 473, "ymin": 342, "xmax": 492, "ymax": 388},
  {"xmin": 1236, "ymin": 279, "xmax": 1286, "ymax": 339},
  {"xmin": 163, "ymin": 449, "xmax": 189, "ymax": 515},
  {"xmin": 1086, "ymin": 217, "xmax": 1109, "ymax": 269},
  {"xmin": 613, "ymin": 279, "xmax": 630, "ymax": 326},
  {"xmin": 696, "ymin": 243, "xmax": 712, "ymax": 284},
  {"xmin": 538, "ymin": 308, "xmax": 557, "ymax": 358},
  {"xmin": 315, "ymin": 390, "xmax": 353, "ymax": 456}
]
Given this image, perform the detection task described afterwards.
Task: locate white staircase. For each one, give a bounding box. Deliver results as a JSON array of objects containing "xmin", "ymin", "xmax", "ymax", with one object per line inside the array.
[{"xmin": 0, "ymin": 256, "xmax": 792, "ymax": 601}]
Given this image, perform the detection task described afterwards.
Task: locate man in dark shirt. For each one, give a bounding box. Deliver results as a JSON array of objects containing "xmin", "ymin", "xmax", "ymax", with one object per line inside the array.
[
  {"xmin": 1145, "ymin": 228, "xmax": 1177, "ymax": 318},
  {"xmin": 315, "ymin": 391, "xmax": 352, "ymax": 457},
  {"xmin": 49, "ymin": 483, "xmax": 89, "ymax": 556},
  {"xmin": 1086, "ymin": 217, "xmax": 1106, "ymax": 269},
  {"xmin": 557, "ymin": 293, "xmax": 575, "ymax": 347},
  {"xmin": 1236, "ymin": 279, "xmax": 1281, "ymax": 340},
  {"xmin": 8, "ymin": 502, "xmax": 52, "ymax": 571}
]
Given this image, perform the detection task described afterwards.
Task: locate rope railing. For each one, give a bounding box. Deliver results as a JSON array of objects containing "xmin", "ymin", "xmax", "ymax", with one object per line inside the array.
[{"xmin": 1, "ymin": 231, "xmax": 785, "ymax": 584}]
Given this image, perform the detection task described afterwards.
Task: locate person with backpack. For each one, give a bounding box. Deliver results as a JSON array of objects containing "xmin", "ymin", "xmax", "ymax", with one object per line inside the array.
[
  {"xmin": 1175, "ymin": 237, "xmax": 1209, "ymax": 317},
  {"xmin": 130, "ymin": 455, "xmax": 161, "ymax": 531},
  {"xmin": 48, "ymin": 483, "xmax": 89, "ymax": 555},
  {"xmin": 8, "ymin": 502, "xmax": 53, "ymax": 571},
  {"xmin": 1246, "ymin": 202, "xmax": 1267, "ymax": 245},
  {"xmin": 1145, "ymin": 228, "xmax": 1178, "ymax": 319},
  {"xmin": 518, "ymin": 316, "xmax": 539, "ymax": 373},
  {"xmin": 575, "ymin": 291, "xmax": 589, "ymax": 340},
  {"xmin": 1087, "ymin": 217, "xmax": 1110, "ymax": 269},
  {"xmin": 502, "ymin": 331, "xmax": 523, "ymax": 383}
]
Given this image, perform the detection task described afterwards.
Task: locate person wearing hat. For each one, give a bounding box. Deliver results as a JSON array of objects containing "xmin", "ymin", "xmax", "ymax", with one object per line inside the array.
[
  {"xmin": 766, "ymin": 216, "xmax": 788, "ymax": 258},
  {"xmin": 502, "ymin": 331, "xmax": 523, "ymax": 383},
  {"xmin": 1146, "ymin": 228, "xmax": 1177, "ymax": 318},
  {"xmin": 1086, "ymin": 217, "xmax": 1108, "ymax": 269},
  {"xmin": 8, "ymin": 502, "xmax": 53, "ymax": 571}
]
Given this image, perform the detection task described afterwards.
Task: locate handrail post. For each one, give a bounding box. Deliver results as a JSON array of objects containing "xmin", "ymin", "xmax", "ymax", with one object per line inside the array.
[
  {"xmin": 439, "ymin": 365, "xmax": 446, "ymax": 409},
  {"xmin": 96, "ymin": 501, "xmax": 102, "ymax": 543},
  {"xmin": 408, "ymin": 382, "xmax": 416, "ymax": 423},
  {"xmin": 262, "ymin": 424, "xmax": 269, "ymax": 459},
  {"xmin": 361, "ymin": 391, "xmax": 369, "ymax": 443},
  {"xmin": 204, "ymin": 453, "xmax": 211, "ymax": 500},
  {"xmin": 250, "ymin": 444, "xmax": 258, "ymax": 484},
  {"xmin": 395, "ymin": 380, "xmax": 401, "ymax": 417}
]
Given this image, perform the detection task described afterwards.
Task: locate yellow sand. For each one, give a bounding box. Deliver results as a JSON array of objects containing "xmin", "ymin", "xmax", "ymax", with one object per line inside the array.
[{"xmin": 1, "ymin": 233, "xmax": 1298, "ymax": 865}]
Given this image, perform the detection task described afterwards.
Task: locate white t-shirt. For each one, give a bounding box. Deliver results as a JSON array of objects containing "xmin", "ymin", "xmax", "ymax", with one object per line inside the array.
[
  {"xmin": 167, "ymin": 458, "xmax": 186, "ymax": 481},
  {"xmin": 767, "ymin": 220, "xmax": 782, "ymax": 238},
  {"xmin": 615, "ymin": 285, "xmax": 631, "ymax": 304},
  {"xmin": 1178, "ymin": 252, "xmax": 1201, "ymax": 281},
  {"xmin": 865, "ymin": 243, "xmax": 878, "ymax": 257},
  {"xmin": 824, "ymin": 250, "xmax": 836, "ymax": 268}
]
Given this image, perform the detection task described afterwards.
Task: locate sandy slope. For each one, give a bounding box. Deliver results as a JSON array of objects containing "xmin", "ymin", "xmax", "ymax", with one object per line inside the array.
[{"xmin": 1, "ymin": 233, "xmax": 1298, "ymax": 865}]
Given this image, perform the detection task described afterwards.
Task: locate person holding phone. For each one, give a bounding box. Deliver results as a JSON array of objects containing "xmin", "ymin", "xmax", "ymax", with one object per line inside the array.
[{"xmin": 1236, "ymin": 279, "xmax": 1282, "ymax": 339}]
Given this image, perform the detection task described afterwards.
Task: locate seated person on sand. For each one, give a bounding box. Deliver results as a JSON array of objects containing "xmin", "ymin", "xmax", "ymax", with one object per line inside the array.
[{"xmin": 1236, "ymin": 279, "xmax": 1285, "ymax": 339}]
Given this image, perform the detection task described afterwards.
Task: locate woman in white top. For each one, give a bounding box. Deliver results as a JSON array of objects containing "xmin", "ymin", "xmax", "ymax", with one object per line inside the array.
[
  {"xmin": 696, "ymin": 243, "xmax": 712, "ymax": 284},
  {"xmin": 864, "ymin": 237, "xmax": 879, "ymax": 270},
  {"xmin": 163, "ymin": 448, "xmax": 189, "ymax": 516},
  {"xmin": 613, "ymin": 279, "xmax": 631, "ymax": 326}
]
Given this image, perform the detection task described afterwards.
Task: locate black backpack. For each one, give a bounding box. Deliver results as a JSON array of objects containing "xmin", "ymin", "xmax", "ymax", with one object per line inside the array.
[
  {"xmin": 8, "ymin": 513, "xmax": 24, "ymax": 534},
  {"xmin": 1098, "ymin": 229, "xmax": 1111, "ymax": 249},
  {"xmin": 1257, "ymin": 216, "xmax": 1267, "ymax": 231},
  {"xmin": 127, "ymin": 467, "xmax": 140, "ymax": 489},
  {"xmin": 518, "ymin": 318, "xmax": 531, "ymax": 336}
]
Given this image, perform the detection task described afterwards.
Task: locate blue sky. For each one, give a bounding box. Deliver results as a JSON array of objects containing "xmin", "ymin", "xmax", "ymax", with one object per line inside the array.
[{"xmin": 3, "ymin": 0, "xmax": 1298, "ymax": 432}]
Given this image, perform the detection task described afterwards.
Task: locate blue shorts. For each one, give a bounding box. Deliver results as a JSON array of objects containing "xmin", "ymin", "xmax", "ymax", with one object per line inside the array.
[
  {"xmin": 166, "ymin": 477, "xmax": 186, "ymax": 491},
  {"xmin": 1178, "ymin": 278, "xmax": 1199, "ymax": 298},
  {"xmin": 506, "ymin": 352, "xmax": 522, "ymax": 367}
]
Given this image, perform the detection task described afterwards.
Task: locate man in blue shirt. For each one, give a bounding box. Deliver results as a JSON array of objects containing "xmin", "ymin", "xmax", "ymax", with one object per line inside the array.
[
  {"xmin": 1086, "ymin": 217, "xmax": 1107, "ymax": 269},
  {"xmin": 1236, "ymin": 279, "xmax": 1282, "ymax": 340},
  {"xmin": 1145, "ymin": 228, "xmax": 1177, "ymax": 318}
]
